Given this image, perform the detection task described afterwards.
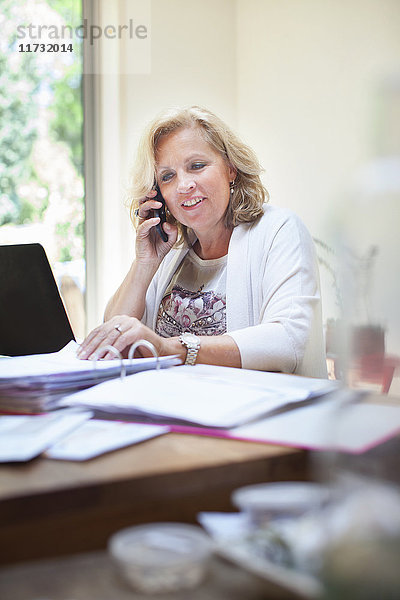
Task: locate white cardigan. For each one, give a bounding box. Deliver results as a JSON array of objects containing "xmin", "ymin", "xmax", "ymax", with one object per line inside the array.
[{"xmin": 143, "ymin": 204, "xmax": 327, "ymax": 378}]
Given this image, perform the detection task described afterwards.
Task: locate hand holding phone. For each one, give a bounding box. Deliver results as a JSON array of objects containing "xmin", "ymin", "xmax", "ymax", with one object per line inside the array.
[{"xmin": 153, "ymin": 185, "xmax": 168, "ymax": 242}]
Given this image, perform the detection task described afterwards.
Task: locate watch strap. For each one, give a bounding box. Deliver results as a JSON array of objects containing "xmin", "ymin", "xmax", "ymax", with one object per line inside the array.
[{"xmin": 179, "ymin": 333, "xmax": 200, "ymax": 366}]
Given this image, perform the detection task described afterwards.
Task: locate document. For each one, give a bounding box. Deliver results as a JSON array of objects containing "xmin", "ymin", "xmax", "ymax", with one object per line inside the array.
[
  {"xmin": 61, "ymin": 364, "xmax": 337, "ymax": 429},
  {"xmin": 230, "ymin": 390, "xmax": 400, "ymax": 453},
  {"xmin": 0, "ymin": 409, "xmax": 92, "ymax": 462},
  {"xmin": 0, "ymin": 341, "xmax": 181, "ymax": 413},
  {"xmin": 46, "ymin": 420, "xmax": 168, "ymax": 460}
]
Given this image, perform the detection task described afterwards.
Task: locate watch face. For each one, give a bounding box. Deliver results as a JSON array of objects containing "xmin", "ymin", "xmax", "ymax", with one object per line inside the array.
[{"xmin": 181, "ymin": 332, "xmax": 198, "ymax": 344}]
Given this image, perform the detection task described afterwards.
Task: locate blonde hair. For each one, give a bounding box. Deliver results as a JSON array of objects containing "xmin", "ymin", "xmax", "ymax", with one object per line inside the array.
[{"xmin": 128, "ymin": 106, "xmax": 268, "ymax": 244}]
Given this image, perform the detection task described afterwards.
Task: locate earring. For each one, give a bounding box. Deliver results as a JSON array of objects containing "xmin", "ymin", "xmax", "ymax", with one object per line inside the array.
[{"xmin": 229, "ymin": 180, "xmax": 235, "ymax": 195}]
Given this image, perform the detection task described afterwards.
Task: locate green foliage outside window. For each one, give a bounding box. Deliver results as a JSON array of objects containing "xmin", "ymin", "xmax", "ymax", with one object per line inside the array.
[
  {"xmin": 0, "ymin": 0, "xmax": 84, "ymax": 264},
  {"xmin": 51, "ymin": 60, "xmax": 83, "ymax": 173},
  {"xmin": 0, "ymin": 49, "xmax": 40, "ymax": 224}
]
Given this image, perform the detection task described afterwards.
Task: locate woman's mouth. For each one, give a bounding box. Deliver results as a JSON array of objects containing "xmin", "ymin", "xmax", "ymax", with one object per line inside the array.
[{"xmin": 181, "ymin": 196, "xmax": 204, "ymax": 208}]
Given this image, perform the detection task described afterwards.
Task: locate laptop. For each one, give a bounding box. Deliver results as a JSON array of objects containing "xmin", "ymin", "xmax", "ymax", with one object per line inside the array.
[{"xmin": 0, "ymin": 243, "xmax": 75, "ymax": 356}]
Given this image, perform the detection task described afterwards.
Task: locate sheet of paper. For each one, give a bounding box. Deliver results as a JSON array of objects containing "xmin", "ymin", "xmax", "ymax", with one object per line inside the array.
[
  {"xmin": 230, "ymin": 390, "xmax": 400, "ymax": 453},
  {"xmin": 62, "ymin": 364, "xmax": 337, "ymax": 429},
  {"xmin": 0, "ymin": 409, "xmax": 92, "ymax": 462},
  {"xmin": 46, "ymin": 420, "xmax": 168, "ymax": 460}
]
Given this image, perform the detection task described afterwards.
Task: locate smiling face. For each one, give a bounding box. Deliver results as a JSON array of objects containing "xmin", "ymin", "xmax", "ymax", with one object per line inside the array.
[{"xmin": 155, "ymin": 126, "xmax": 236, "ymax": 247}]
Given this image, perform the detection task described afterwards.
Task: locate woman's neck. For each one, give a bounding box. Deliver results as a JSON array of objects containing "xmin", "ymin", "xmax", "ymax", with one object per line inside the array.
[{"xmin": 192, "ymin": 227, "xmax": 232, "ymax": 260}]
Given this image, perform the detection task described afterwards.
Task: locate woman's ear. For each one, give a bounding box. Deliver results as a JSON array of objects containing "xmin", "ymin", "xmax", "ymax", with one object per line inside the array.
[{"xmin": 228, "ymin": 164, "xmax": 237, "ymax": 182}]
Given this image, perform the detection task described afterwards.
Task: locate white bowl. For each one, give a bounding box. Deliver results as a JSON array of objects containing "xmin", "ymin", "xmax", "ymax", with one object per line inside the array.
[
  {"xmin": 108, "ymin": 522, "xmax": 213, "ymax": 594},
  {"xmin": 232, "ymin": 481, "xmax": 330, "ymax": 525}
]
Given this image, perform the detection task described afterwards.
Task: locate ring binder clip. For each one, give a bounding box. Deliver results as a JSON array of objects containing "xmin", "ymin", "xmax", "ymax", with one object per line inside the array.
[
  {"xmin": 128, "ymin": 339, "xmax": 160, "ymax": 371},
  {"xmin": 92, "ymin": 345, "xmax": 126, "ymax": 380}
]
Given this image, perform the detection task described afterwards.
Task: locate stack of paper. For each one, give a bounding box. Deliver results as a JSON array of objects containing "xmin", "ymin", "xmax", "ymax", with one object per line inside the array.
[
  {"xmin": 0, "ymin": 341, "xmax": 181, "ymax": 413},
  {"xmin": 61, "ymin": 364, "xmax": 338, "ymax": 429}
]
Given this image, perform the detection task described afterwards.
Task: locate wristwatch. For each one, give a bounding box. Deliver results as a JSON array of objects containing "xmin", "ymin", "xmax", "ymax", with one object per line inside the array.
[{"xmin": 179, "ymin": 332, "xmax": 201, "ymax": 365}]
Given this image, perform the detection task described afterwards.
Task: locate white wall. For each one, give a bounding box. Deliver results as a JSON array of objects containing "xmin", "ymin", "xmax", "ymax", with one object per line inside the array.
[
  {"xmin": 236, "ymin": 0, "xmax": 400, "ymax": 227},
  {"xmin": 93, "ymin": 0, "xmax": 400, "ymax": 346}
]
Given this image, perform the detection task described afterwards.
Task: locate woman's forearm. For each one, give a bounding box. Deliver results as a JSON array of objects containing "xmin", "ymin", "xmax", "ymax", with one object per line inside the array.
[
  {"xmin": 104, "ymin": 260, "xmax": 157, "ymax": 322},
  {"xmin": 160, "ymin": 334, "xmax": 242, "ymax": 368}
]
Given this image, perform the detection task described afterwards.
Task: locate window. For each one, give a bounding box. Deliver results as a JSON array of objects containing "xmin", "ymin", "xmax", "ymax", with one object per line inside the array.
[{"xmin": 0, "ymin": 0, "xmax": 85, "ymax": 338}]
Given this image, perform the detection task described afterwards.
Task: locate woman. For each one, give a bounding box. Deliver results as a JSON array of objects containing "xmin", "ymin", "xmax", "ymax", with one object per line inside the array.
[{"xmin": 78, "ymin": 106, "xmax": 327, "ymax": 378}]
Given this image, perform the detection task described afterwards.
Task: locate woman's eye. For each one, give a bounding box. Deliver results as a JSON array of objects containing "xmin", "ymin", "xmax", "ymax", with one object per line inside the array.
[
  {"xmin": 161, "ymin": 172, "xmax": 173, "ymax": 182},
  {"xmin": 191, "ymin": 162, "xmax": 206, "ymax": 170}
]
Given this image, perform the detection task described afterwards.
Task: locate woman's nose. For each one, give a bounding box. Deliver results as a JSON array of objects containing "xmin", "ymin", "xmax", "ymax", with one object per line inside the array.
[{"xmin": 176, "ymin": 173, "xmax": 195, "ymax": 193}]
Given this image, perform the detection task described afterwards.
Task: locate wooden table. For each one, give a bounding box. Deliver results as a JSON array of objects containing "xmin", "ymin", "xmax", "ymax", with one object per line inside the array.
[
  {"xmin": 0, "ymin": 432, "xmax": 309, "ymax": 565},
  {"xmin": 0, "ymin": 549, "xmax": 304, "ymax": 600}
]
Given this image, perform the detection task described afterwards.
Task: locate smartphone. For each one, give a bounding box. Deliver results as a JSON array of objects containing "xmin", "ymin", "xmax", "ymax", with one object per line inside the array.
[{"xmin": 153, "ymin": 185, "xmax": 168, "ymax": 242}]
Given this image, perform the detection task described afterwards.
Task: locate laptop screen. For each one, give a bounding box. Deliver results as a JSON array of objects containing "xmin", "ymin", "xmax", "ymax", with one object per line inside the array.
[{"xmin": 0, "ymin": 243, "xmax": 75, "ymax": 356}]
